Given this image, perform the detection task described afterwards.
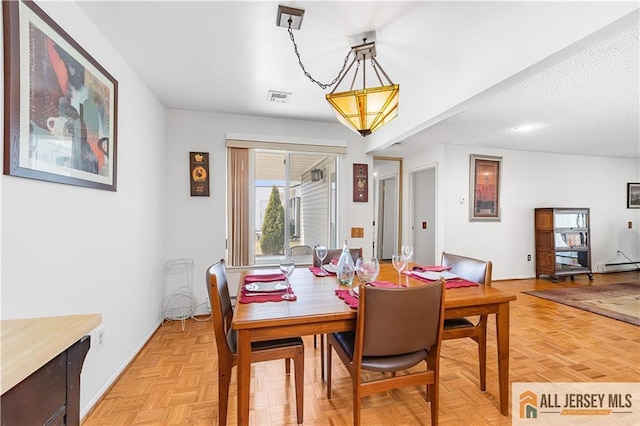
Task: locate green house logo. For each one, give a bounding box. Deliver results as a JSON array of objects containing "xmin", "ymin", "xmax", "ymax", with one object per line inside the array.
[{"xmin": 520, "ymin": 390, "xmax": 538, "ymax": 419}]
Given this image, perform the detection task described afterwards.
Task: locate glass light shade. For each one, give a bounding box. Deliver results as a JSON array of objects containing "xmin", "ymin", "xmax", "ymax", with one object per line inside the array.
[{"xmin": 326, "ymin": 84, "xmax": 399, "ymax": 137}]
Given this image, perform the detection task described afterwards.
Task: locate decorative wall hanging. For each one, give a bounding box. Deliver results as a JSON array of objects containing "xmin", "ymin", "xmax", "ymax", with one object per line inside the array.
[
  {"xmin": 469, "ymin": 154, "xmax": 502, "ymax": 221},
  {"xmin": 190, "ymin": 152, "xmax": 210, "ymax": 196},
  {"xmin": 627, "ymin": 183, "xmax": 640, "ymax": 208},
  {"xmin": 3, "ymin": 0, "xmax": 118, "ymax": 191},
  {"xmin": 353, "ymin": 163, "xmax": 368, "ymax": 202}
]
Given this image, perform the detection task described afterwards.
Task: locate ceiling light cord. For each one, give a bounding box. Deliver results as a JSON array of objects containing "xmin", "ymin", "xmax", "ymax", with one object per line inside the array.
[{"xmin": 287, "ymin": 19, "xmax": 351, "ymax": 90}]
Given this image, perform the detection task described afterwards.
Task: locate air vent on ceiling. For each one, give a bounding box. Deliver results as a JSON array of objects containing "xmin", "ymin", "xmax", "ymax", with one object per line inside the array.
[{"xmin": 267, "ymin": 90, "xmax": 292, "ymax": 104}]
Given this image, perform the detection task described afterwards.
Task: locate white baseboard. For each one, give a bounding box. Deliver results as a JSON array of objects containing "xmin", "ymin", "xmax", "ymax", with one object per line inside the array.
[{"xmin": 81, "ymin": 321, "xmax": 162, "ymax": 420}]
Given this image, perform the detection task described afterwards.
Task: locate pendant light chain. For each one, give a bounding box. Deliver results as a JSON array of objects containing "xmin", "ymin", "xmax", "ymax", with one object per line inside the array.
[{"xmin": 287, "ymin": 20, "xmax": 352, "ymax": 90}]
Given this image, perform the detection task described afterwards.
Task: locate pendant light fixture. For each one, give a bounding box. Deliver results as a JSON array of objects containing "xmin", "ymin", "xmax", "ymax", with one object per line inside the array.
[
  {"xmin": 277, "ymin": 5, "xmax": 399, "ymax": 137},
  {"xmin": 325, "ymin": 40, "xmax": 399, "ymax": 136}
]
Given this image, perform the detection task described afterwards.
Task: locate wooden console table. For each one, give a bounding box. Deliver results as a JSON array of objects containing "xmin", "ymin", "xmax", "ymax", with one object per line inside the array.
[{"xmin": 1, "ymin": 314, "xmax": 102, "ymax": 425}]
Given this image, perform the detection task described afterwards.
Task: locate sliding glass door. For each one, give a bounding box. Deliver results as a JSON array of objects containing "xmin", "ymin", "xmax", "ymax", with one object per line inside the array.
[{"xmin": 229, "ymin": 147, "xmax": 337, "ymax": 266}]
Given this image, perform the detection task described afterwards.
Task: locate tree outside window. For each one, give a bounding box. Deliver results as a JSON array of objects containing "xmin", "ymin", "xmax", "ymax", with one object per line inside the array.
[{"xmin": 260, "ymin": 185, "xmax": 285, "ymax": 255}]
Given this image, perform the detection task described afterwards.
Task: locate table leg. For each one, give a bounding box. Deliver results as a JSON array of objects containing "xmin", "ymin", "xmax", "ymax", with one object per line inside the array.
[
  {"xmin": 495, "ymin": 302, "xmax": 510, "ymax": 416},
  {"xmin": 237, "ymin": 329, "xmax": 251, "ymax": 426}
]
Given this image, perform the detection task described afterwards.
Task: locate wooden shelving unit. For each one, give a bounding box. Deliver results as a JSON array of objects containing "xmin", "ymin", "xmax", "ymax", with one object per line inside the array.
[{"xmin": 535, "ymin": 208, "xmax": 593, "ymax": 282}]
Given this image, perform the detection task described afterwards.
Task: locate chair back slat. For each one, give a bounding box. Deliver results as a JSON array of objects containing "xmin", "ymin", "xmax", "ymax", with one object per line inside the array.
[
  {"xmin": 359, "ymin": 282, "xmax": 444, "ymax": 357},
  {"xmin": 441, "ymin": 252, "xmax": 492, "ymax": 285}
]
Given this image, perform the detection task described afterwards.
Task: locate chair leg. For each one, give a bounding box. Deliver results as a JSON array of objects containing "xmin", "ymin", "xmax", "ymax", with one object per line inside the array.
[
  {"xmin": 353, "ymin": 376, "xmax": 362, "ymax": 426},
  {"xmin": 320, "ymin": 333, "xmax": 325, "ymax": 381},
  {"xmin": 326, "ymin": 340, "xmax": 332, "ymax": 399},
  {"xmin": 294, "ymin": 347, "xmax": 304, "ymax": 424},
  {"xmin": 426, "ymin": 354, "xmax": 440, "ymax": 426},
  {"xmin": 478, "ymin": 330, "xmax": 487, "ymax": 391},
  {"xmin": 218, "ymin": 362, "xmax": 232, "ymax": 426},
  {"xmin": 285, "ymin": 358, "xmax": 291, "ymax": 375},
  {"xmin": 429, "ymin": 381, "xmax": 439, "ymax": 426}
]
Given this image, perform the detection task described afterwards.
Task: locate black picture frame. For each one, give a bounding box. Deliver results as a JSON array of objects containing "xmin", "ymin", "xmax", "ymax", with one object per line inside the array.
[
  {"xmin": 3, "ymin": 0, "xmax": 118, "ymax": 191},
  {"xmin": 627, "ymin": 183, "xmax": 640, "ymax": 208},
  {"xmin": 190, "ymin": 152, "xmax": 210, "ymax": 196}
]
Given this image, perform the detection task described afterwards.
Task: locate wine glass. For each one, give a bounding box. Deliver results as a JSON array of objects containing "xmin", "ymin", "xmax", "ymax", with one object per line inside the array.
[
  {"xmin": 402, "ymin": 245, "xmax": 414, "ymax": 267},
  {"xmin": 392, "ymin": 254, "xmax": 407, "ymax": 286},
  {"xmin": 315, "ymin": 245, "xmax": 328, "ymax": 275},
  {"xmin": 279, "ymin": 257, "xmax": 296, "ymax": 300},
  {"xmin": 355, "ymin": 257, "xmax": 380, "ymax": 284}
]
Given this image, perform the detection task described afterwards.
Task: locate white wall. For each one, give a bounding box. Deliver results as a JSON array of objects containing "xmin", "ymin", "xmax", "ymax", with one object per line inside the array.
[
  {"xmin": 164, "ymin": 109, "xmax": 373, "ymax": 314},
  {"xmin": 1, "ymin": 1, "xmax": 167, "ymax": 417},
  {"xmin": 404, "ymin": 143, "xmax": 640, "ymax": 280}
]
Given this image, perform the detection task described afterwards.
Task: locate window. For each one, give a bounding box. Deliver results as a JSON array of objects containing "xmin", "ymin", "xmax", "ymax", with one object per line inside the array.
[{"xmin": 227, "ymin": 145, "xmax": 338, "ymax": 266}]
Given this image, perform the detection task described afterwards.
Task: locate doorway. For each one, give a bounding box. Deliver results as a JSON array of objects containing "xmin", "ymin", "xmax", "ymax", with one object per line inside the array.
[
  {"xmin": 378, "ymin": 177, "xmax": 397, "ymax": 260},
  {"xmin": 373, "ymin": 157, "xmax": 402, "ymax": 261},
  {"xmin": 411, "ymin": 167, "xmax": 436, "ymax": 265}
]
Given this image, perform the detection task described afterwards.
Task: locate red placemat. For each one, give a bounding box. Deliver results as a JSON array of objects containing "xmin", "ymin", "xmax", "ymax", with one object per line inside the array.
[
  {"xmin": 335, "ymin": 289, "xmax": 358, "ymax": 308},
  {"xmin": 309, "ymin": 266, "xmax": 335, "ymax": 276},
  {"xmin": 244, "ymin": 273, "xmax": 286, "ymax": 283},
  {"xmin": 238, "ymin": 286, "xmax": 296, "ymax": 303},
  {"xmin": 369, "ymin": 281, "xmax": 402, "ymax": 288},
  {"xmin": 404, "ymin": 271, "xmax": 479, "ymax": 288},
  {"xmin": 336, "ymin": 282, "xmax": 404, "ymax": 309},
  {"xmin": 412, "ymin": 265, "xmax": 452, "ymax": 272},
  {"xmin": 444, "ymin": 279, "xmax": 479, "ymax": 289}
]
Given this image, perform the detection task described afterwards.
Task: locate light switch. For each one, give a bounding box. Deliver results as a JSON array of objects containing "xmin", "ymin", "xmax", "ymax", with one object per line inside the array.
[{"xmin": 629, "ymin": 221, "xmax": 633, "ymax": 229}]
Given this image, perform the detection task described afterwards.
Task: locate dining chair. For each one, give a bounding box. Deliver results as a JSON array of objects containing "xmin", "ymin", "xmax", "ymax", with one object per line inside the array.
[
  {"xmin": 289, "ymin": 245, "xmax": 312, "ymax": 256},
  {"xmin": 311, "ymin": 246, "xmax": 363, "ymax": 380},
  {"xmin": 326, "ymin": 280, "xmax": 445, "ymax": 426},
  {"xmin": 441, "ymin": 251, "xmax": 492, "ymax": 391},
  {"xmin": 312, "ymin": 247, "xmax": 362, "ymax": 267},
  {"xmin": 207, "ymin": 259, "xmax": 304, "ymax": 425}
]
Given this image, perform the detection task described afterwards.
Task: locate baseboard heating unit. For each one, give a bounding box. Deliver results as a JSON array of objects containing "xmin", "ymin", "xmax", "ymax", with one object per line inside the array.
[{"xmin": 596, "ymin": 262, "xmax": 640, "ymax": 273}]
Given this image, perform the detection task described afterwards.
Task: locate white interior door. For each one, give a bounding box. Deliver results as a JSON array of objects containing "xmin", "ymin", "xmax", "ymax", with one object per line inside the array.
[
  {"xmin": 412, "ymin": 168, "xmax": 436, "ymax": 265},
  {"xmin": 379, "ymin": 177, "xmax": 397, "ymax": 260}
]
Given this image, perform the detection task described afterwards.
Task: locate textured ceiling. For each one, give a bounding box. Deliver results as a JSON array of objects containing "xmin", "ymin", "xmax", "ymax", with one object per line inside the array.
[
  {"xmin": 73, "ymin": 1, "xmax": 639, "ymax": 159},
  {"xmin": 381, "ymin": 21, "xmax": 639, "ymax": 159}
]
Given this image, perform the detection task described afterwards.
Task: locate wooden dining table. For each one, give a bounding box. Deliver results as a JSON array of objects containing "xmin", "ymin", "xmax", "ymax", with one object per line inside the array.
[{"xmin": 232, "ymin": 263, "xmax": 517, "ymax": 425}]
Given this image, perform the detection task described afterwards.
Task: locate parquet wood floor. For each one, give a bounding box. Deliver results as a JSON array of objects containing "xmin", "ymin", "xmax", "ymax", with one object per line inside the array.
[{"xmin": 83, "ymin": 272, "xmax": 640, "ymax": 425}]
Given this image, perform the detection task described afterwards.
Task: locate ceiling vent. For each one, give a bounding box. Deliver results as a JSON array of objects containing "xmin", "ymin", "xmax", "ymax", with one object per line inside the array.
[{"xmin": 267, "ymin": 90, "xmax": 292, "ymax": 104}]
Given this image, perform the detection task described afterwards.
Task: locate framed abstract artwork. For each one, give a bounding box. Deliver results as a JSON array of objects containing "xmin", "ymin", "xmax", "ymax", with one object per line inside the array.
[
  {"xmin": 627, "ymin": 183, "xmax": 640, "ymax": 208},
  {"xmin": 469, "ymin": 154, "xmax": 502, "ymax": 221},
  {"xmin": 190, "ymin": 152, "xmax": 210, "ymax": 196},
  {"xmin": 353, "ymin": 163, "xmax": 368, "ymax": 202},
  {"xmin": 3, "ymin": 0, "xmax": 118, "ymax": 191}
]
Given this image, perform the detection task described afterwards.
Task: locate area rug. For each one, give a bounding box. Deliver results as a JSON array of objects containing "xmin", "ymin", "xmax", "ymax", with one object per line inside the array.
[{"xmin": 524, "ymin": 282, "xmax": 640, "ymax": 326}]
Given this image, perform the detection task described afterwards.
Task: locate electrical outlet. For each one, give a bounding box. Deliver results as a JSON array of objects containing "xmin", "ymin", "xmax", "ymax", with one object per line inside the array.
[
  {"xmin": 94, "ymin": 326, "xmax": 105, "ymax": 351},
  {"xmin": 527, "ymin": 254, "xmax": 531, "ymax": 261}
]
